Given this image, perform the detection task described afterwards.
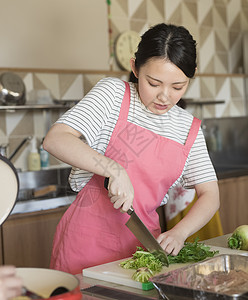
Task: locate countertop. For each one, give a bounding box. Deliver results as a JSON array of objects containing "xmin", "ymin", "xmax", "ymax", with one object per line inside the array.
[
  {"xmin": 215, "ymin": 166, "xmax": 248, "ymax": 180},
  {"xmin": 11, "ymin": 194, "xmax": 75, "ymax": 214},
  {"xmin": 79, "ymin": 234, "xmax": 248, "ymax": 299}
]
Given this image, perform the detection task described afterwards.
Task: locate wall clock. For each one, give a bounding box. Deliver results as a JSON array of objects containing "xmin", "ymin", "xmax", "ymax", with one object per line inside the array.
[{"xmin": 114, "ymin": 30, "xmax": 141, "ymax": 72}]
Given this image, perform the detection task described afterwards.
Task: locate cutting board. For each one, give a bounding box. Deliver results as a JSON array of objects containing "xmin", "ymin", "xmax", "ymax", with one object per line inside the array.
[{"xmin": 82, "ymin": 245, "xmax": 247, "ymax": 290}]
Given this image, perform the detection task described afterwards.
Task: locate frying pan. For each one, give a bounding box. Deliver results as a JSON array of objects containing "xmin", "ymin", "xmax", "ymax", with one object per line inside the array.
[
  {"xmin": 0, "ymin": 155, "xmax": 82, "ymax": 300},
  {"xmin": 0, "ymin": 154, "xmax": 19, "ymax": 225}
]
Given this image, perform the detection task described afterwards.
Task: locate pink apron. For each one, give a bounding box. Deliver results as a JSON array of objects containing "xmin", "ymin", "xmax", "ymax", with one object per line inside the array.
[{"xmin": 50, "ymin": 82, "xmax": 201, "ymax": 274}]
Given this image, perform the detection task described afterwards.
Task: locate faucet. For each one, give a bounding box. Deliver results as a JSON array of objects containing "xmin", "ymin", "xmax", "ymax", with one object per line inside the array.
[
  {"xmin": 0, "ymin": 143, "xmax": 8, "ymax": 157},
  {"xmin": 8, "ymin": 136, "xmax": 32, "ymax": 161}
]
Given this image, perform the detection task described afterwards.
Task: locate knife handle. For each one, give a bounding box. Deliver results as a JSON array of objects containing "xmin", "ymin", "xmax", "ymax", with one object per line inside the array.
[
  {"xmin": 104, "ymin": 177, "xmax": 133, "ymax": 215},
  {"xmin": 104, "ymin": 177, "xmax": 109, "ymax": 190}
]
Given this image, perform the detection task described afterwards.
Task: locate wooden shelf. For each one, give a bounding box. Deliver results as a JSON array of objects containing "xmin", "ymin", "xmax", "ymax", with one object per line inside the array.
[
  {"xmin": 0, "ymin": 67, "xmax": 129, "ymax": 76},
  {"xmin": 0, "ymin": 67, "xmax": 247, "ymax": 78},
  {"xmin": 185, "ymin": 100, "xmax": 225, "ymax": 105},
  {"xmin": 0, "ymin": 104, "xmax": 74, "ymax": 111},
  {"xmin": 196, "ymin": 73, "xmax": 248, "ymax": 78}
]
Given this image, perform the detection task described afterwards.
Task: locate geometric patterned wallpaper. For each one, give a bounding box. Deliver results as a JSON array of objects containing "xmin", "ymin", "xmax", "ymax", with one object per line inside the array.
[
  {"xmin": 110, "ymin": 0, "xmax": 248, "ymax": 74},
  {"xmin": 109, "ymin": 0, "xmax": 248, "ymax": 118},
  {"xmin": 0, "ymin": 0, "xmax": 248, "ymax": 171}
]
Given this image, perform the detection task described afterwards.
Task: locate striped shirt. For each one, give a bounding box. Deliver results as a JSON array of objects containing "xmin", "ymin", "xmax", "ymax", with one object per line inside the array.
[{"xmin": 57, "ymin": 77, "xmax": 217, "ymax": 205}]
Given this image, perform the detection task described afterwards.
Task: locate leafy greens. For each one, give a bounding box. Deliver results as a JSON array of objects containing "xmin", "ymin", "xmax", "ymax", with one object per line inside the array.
[
  {"xmin": 120, "ymin": 247, "xmax": 164, "ymax": 272},
  {"xmin": 167, "ymin": 238, "xmax": 219, "ymax": 264},
  {"xmin": 120, "ymin": 239, "xmax": 219, "ymax": 283}
]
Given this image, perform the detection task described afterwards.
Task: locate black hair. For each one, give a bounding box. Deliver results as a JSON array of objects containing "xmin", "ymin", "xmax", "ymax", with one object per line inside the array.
[
  {"xmin": 134, "ymin": 23, "xmax": 197, "ymax": 78},
  {"xmin": 129, "ymin": 71, "xmax": 138, "ymax": 83}
]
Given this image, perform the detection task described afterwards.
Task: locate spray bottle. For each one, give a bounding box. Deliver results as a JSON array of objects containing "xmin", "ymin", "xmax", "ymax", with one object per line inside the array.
[
  {"xmin": 28, "ymin": 137, "xmax": 41, "ymax": 171},
  {"xmin": 39, "ymin": 138, "xmax": 50, "ymax": 169}
]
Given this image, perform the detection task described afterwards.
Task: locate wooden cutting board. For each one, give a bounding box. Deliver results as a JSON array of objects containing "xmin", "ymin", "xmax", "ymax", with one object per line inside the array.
[{"xmin": 83, "ymin": 245, "xmax": 247, "ymax": 290}]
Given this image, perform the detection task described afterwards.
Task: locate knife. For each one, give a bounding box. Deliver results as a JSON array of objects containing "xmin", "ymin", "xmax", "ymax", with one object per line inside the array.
[{"xmin": 104, "ymin": 177, "xmax": 169, "ymax": 266}]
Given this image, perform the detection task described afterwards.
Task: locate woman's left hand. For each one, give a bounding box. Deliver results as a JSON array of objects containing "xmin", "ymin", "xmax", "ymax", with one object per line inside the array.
[
  {"xmin": 157, "ymin": 228, "xmax": 186, "ymax": 256},
  {"xmin": 157, "ymin": 181, "xmax": 220, "ymax": 256}
]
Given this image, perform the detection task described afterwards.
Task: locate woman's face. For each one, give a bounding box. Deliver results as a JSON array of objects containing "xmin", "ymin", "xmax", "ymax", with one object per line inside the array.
[{"xmin": 131, "ymin": 58, "xmax": 190, "ymax": 115}]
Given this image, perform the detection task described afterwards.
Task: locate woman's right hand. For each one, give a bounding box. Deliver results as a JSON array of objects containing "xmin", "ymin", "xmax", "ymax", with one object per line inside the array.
[
  {"xmin": 0, "ymin": 266, "xmax": 22, "ymax": 300},
  {"xmin": 107, "ymin": 168, "xmax": 134, "ymax": 213}
]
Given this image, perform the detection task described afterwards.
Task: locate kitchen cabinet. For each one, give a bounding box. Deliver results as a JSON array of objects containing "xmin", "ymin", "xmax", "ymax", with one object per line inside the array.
[
  {"xmin": 0, "ymin": 206, "xmax": 68, "ymax": 268},
  {"xmin": 218, "ymin": 175, "xmax": 248, "ymax": 234}
]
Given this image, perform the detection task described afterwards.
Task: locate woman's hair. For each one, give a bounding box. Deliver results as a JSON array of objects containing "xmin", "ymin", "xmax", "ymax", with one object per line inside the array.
[{"xmin": 134, "ymin": 23, "xmax": 197, "ymax": 78}]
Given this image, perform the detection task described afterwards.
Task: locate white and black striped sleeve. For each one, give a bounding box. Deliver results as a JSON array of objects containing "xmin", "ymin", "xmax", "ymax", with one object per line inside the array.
[
  {"xmin": 56, "ymin": 77, "xmax": 125, "ymax": 146},
  {"xmin": 182, "ymin": 127, "xmax": 217, "ymax": 188}
]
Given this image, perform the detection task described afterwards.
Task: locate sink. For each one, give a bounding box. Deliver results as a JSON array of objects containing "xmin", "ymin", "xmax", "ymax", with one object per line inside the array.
[
  {"xmin": 17, "ymin": 166, "xmax": 72, "ymax": 191},
  {"xmin": 16, "ymin": 166, "xmax": 75, "ymax": 201},
  {"xmin": 12, "ymin": 166, "xmax": 77, "ymax": 214},
  {"xmin": 17, "ymin": 185, "xmax": 76, "ymax": 202}
]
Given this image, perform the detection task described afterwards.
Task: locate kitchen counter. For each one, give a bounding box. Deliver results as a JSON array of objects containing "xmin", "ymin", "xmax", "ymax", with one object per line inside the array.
[
  {"xmin": 215, "ymin": 166, "xmax": 248, "ymax": 180},
  {"xmin": 79, "ymin": 234, "xmax": 248, "ymax": 299},
  {"xmin": 11, "ymin": 195, "xmax": 75, "ymax": 214}
]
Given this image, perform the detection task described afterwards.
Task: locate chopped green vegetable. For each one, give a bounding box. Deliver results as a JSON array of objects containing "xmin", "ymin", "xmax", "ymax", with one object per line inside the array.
[
  {"xmin": 228, "ymin": 225, "xmax": 248, "ymax": 250},
  {"xmin": 120, "ymin": 239, "xmax": 219, "ymax": 283},
  {"xmin": 132, "ymin": 267, "xmax": 154, "ymax": 283},
  {"xmin": 167, "ymin": 238, "xmax": 219, "ymax": 264},
  {"xmin": 120, "ymin": 247, "xmax": 163, "ymax": 272}
]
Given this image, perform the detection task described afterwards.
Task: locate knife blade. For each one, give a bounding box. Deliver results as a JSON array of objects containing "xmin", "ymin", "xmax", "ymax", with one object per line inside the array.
[{"xmin": 104, "ymin": 177, "xmax": 169, "ymax": 266}]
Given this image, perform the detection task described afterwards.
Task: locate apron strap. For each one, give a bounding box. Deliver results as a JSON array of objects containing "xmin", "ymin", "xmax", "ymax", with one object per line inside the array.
[
  {"xmin": 118, "ymin": 81, "xmax": 130, "ymax": 122},
  {"xmin": 184, "ymin": 117, "xmax": 202, "ymax": 150}
]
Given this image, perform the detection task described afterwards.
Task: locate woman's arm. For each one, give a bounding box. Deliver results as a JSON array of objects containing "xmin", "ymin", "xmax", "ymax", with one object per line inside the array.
[
  {"xmin": 44, "ymin": 123, "xmax": 114, "ymax": 176},
  {"xmin": 157, "ymin": 180, "xmax": 220, "ymax": 255},
  {"xmin": 43, "ymin": 123, "xmax": 134, "ymax": 211}
]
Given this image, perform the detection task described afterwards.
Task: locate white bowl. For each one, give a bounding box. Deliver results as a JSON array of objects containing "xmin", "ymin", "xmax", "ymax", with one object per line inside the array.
[{"xmin": 16, "ymin": 268, "xmax": 81, "ymax": 299}]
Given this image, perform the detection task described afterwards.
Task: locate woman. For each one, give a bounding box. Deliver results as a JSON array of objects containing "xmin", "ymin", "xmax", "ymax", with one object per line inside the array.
[
  {"xmin": 0, "ymin": 266, "xmax": 22, "ymax": 300},
  {"xmin": 44, "ymin": 23, "xmax": 219, "ymax": 274}
]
